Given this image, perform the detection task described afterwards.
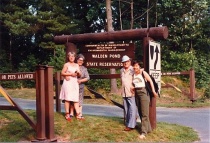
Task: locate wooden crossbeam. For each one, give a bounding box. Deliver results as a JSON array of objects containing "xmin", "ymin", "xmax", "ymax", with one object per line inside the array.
[{"xmin": 0, "ymin": 105, "xmax": 17, "ymax": 110}]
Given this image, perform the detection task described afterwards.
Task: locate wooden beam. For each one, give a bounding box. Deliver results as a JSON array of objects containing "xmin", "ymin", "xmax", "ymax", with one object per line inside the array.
[
  {"xmin": 0, "ymin": 105, "xmax": 16, "ymax": 110},
  {"xmin": 54, "ymin": 26, "xmax": 168, "ymax": 44},
  {"xmin": 90, "ymin": 74, "xmax": 121, "ymax": 79}
]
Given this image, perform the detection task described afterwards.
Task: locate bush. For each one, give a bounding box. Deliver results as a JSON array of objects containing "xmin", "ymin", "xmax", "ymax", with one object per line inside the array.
[
  {"xmin": 204, "ymin": 87, "xmax": 210, "ymax": 99},
  {"xmin": 0, "ymin": 81, "xmax": 22, "ymax": 88},
  {"xmin": 48, "ymin": 47, "xmax": 65, "ymax": 73}
]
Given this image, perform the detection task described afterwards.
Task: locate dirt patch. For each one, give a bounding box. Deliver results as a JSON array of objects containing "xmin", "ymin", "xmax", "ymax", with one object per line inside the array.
[{"xmin": 0, "ymin": 118, "xmax": 11, "ymax": 129}]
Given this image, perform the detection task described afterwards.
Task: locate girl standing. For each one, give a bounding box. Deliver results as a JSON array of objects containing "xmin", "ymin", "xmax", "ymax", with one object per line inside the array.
[{"xmin": 131, "ymin": 60, "xmax": 158, "ymax": 139}]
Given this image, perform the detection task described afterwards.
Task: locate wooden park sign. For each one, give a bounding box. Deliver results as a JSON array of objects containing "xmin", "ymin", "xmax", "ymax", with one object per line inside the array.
[
  {"xmin": 79, "ymin": 43, "xmax": 135, "ymax": 68},
  {"xmin": 54, "ymin": 26, "xmax": 169, "ymax": 130}
]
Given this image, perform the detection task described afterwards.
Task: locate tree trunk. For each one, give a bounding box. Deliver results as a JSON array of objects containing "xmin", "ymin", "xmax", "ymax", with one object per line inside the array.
[
  {"xmin": 130, "ymin": 0, "xmax": 134, "ymax": 29},
  {"xmin": 119, "ymin": 0, "xmax": 123, "ymax": 30},
  {"xmin": 106, "ymin": 0, "xmax": 118, "ymax": 93}
]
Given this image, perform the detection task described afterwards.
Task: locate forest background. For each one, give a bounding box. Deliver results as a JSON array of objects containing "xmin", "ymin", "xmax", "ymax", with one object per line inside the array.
[{"xmin": 0, "ymin": 0, "xmax": 209, "ymax": 98}]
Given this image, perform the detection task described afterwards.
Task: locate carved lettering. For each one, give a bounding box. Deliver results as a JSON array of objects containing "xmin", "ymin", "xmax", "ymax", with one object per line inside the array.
[
  {"xmin": 86, "ymin": 62, "xmax": 98, "ymax": 66},
  {"xmin": 83, "ymin": 43, "xmax": 134, "ymax": 53},
  {"xmin": 85, "ymin": 62, "xmax": 123, "ymax": 67},
  {"xmin": 8, "ymin": 75, "xmax": 16, "ymax": 79},
  {"xmin": 0, "ymin": 73, "xmax": 35, "ymax": 80},
  {"xmin": 1, "ymin": 75, "xmax": 6, "ymax": 79},
  {"xmin": 162, "ymin": 72, "xmax": 181, "ymax": 76},
  {"xmin": 99, "ymin": 62, "xmax": 123, "ymax": 66},
  {"xmin": 92, "ymin": 54, "xmax": 108, "ymax": 58},
  {"xmin": 109, "ymin": 54, "xmax": 120, "ymax": 58},
  {"xmin": 17, "ymin": 74, "xmax": 33, "ymax": 79}
]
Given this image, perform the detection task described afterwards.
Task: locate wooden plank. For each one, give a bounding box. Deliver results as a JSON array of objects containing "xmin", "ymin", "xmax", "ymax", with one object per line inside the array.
[
  {"xmin": 0, "ymin": 105, "xmax": 17, "ymax": 110},
  {"xmin": 90, "ymin": 74, "xmax": 121, "ymax": 79},
  {"xmin": 162, "ymin": 71, "xmax": 190, "ymax": 76}
]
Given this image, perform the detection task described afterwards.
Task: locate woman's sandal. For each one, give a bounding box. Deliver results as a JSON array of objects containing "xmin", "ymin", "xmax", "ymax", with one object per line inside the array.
[
  {"xmin": 65, "ymin": 113, "xmax": 71, "ymax": 121},
  {"xmin": 70, "ymin": 115, "xmax": 74, "ymax": 118},
  {"xmin": 76, "ymin": 113, "xmax": 85, "ymax": 120},
  {"xmin": 77, "ymin": 116, "xmax": 85, "ymax": 120}
]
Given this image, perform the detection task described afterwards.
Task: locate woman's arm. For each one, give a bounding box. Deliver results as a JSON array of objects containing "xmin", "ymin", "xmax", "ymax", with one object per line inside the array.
[
  {"xmin": 75, "ymin": 64, "xmax": 81, "ymax": 78},
  {"xmin": 143, "ymin": 71, "xmax": 158, "ymax": 97},
  {"xmin": 78, "ymin": 68, "xmax": 90, "ymax": 84},
  {"xmin": 61, "ymin": 63, "xmax": 71, "ymax": 76},
  {"xmin": 61, "ymin": 63, "xmax": 77, "ymax": 78}
]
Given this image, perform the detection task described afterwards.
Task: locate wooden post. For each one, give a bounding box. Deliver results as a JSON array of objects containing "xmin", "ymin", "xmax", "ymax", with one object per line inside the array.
[
  {"xmin": 55, "ymin": 72, "xmax": 61, "ymax": 112},
  {"xmin": 190, "ymin": 68, "xmax": 196, "ymax": 101},
  {"xmin": 35, "ymin": 65, "xmax": 46, "ymax": 140},
  {"xmin": 143, "ymin": 37, "xmax": 156, "ymax": 130},
  {"xmin": 44, "ymin": 66, "xmax": 56, "ymax": 141}
]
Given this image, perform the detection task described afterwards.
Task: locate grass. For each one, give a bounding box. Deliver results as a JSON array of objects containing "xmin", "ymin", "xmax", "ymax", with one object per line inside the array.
[
  {"xmin": 1, "ymin": 88, "xmax": 36, "ymax": 100},
  {"xmin": 0, "ymin": 110, "xmax": 199, "ymax": 142},
  {"xmin": 0, "ymin": 77, "xmax": 206, "ymax": 142}
]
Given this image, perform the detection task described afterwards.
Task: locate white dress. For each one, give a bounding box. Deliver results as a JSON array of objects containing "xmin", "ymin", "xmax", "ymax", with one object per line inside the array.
[{"xmin": 59, "ymin": 64, "xmax": 79, "ymax": 102}]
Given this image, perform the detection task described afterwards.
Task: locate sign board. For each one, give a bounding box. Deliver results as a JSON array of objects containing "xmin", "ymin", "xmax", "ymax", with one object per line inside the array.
[
  {"xmin": 149, "ymin": 41, "xmax": 161, "ymax": 90},
  {"xmin": 0, "ymin": 73, "xmax": 35, "ymax": 81},
  {"xmin": 80, "ymin": 43, "xmax": 135, "ymax": 68}
]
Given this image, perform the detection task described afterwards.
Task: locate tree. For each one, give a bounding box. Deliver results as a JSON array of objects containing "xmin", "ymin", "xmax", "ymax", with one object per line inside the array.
[
  {"xmin": 105, "ymin": 0, "xmax": 119, "ymax": 93},
  {"xmin": 0, "ymin": 0, "xmax": 209, "ymax": 92},
  {"xmin": 159, "ymin": 0, "xmax": 210, "ymax": 90},
  {"xmin": 0, "ymin": 0, "xmax": 79, "ymax": 71}
]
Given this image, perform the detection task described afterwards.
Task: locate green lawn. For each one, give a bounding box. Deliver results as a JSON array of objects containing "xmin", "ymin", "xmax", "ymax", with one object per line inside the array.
[{"xmin": 0, "ymin": 110, "xmax": 199, "ymax": 142}]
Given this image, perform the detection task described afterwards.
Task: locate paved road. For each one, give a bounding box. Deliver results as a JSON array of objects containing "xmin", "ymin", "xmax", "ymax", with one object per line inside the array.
[{"xmin": 0, "ymin": 97, "xmax": 209, "ymax": 143}]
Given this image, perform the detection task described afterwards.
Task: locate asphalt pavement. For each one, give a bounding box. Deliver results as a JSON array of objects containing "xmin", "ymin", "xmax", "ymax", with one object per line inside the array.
[{"xmin": 0, "ymin": 97, "xmax": 209, "ymax": 143}]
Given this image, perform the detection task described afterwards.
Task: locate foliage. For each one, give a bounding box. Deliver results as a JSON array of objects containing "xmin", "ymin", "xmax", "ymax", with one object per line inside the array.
[
  {"xmin": 0, "ymin": 49, "xmax": 12, "ymax": 73},
  {"xmin": 48, "ymin": 47, "xmax": 66, "ymax": 73},
  {"xmin": 159, "ymin": 0, "xmax": 210, "ymax": 93},
  {"xmin": 158, "ymin": 0, "xmax": 208, "ymax": 50},
  {"xmin": 17, "ymin": 55, "xmax": 39, "ymax": 88},
  {"xmin": 0, "ymin": 81, "xmax": 22, "ymax": 89},
  {"xmin": 194, "ymin": 51, "xmax": 210, "ymax": 89},
  {"xmin": 86, "ymin": 68, "xmax": 112, "ymax": 91},
  {"xmin": 18, "ymin": 55, "xmax": 39, "ymax": 72},
  {"xmin": 162, "ymin": 50, "xmax": 195, "ymax": 72},
  {"xmin": 204, "ymin": 87, "xmax": 210, "ymax": 99},
  {"xmin": 0, "ymin": 0, "xmax": 78, "ymax": 71},
  {"xmin": 0, "ymin": 0, "xmax": 209, "ymax": 95}
]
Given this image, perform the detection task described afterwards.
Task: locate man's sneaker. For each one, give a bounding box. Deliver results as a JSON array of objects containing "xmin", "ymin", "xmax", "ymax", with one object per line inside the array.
[{"xmin": 139, "ymin": 134, "xmax": 146, "ymax": 139}]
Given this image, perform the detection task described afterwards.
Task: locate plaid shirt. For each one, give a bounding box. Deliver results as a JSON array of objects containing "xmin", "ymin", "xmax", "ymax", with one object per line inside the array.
[{"xmin": 120, "ymin": 66, "xmax": 134, "ymax": 97}]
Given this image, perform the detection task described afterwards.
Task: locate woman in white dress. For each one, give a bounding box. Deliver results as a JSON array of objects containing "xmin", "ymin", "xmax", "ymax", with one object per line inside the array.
[{"xmin": 59, "ymin": 52, "xmax": 81, "ymax": 121}]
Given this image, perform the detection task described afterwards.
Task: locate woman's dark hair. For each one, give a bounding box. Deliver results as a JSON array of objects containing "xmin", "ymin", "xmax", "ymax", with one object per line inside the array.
[{"xmin": 132, "ymin": 60, "xmax": 143, "ymax": 67}]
